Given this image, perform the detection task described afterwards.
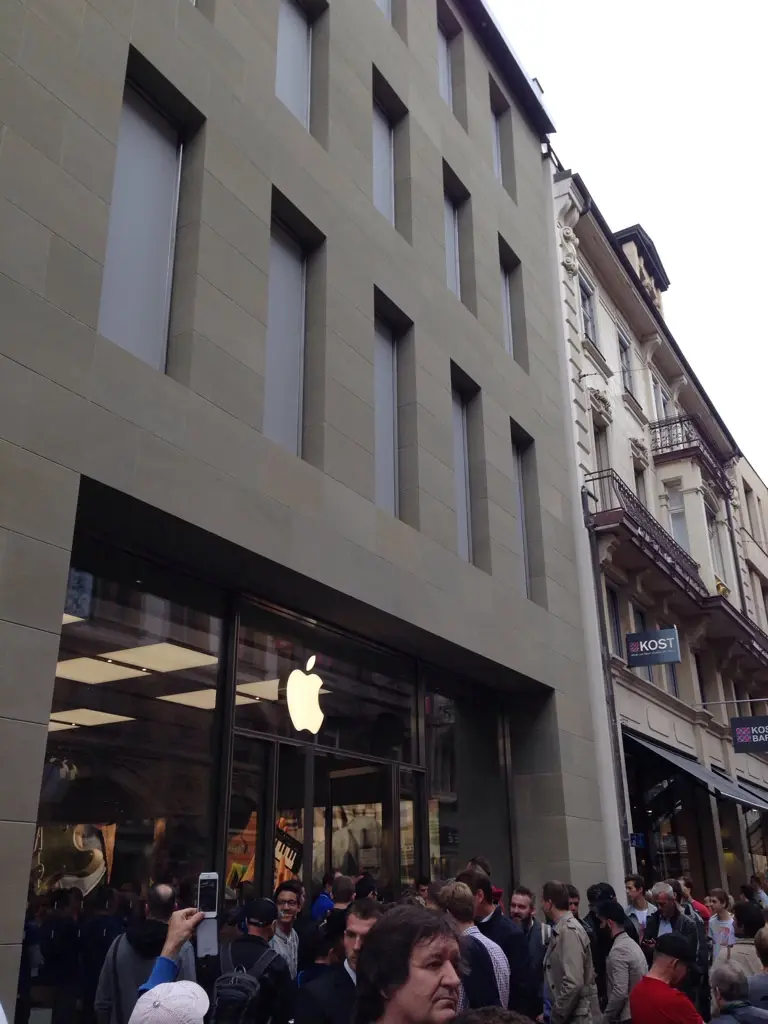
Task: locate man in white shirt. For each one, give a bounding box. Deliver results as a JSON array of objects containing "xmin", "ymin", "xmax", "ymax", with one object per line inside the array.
[{"xmin": 625, "ymin": 874, "xmax": 656, "ymax": 941}]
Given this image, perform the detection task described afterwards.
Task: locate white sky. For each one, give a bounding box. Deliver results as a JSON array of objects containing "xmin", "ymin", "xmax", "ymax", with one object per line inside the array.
[{"xmin": 488, "ymin": 0, "xmax": 768, "ymax": 482}]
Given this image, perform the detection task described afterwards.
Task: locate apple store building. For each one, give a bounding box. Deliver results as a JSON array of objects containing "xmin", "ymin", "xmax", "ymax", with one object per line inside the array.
[{"xmin": 31, "ymin": 483, "xmax": 517, "ymax": 916}]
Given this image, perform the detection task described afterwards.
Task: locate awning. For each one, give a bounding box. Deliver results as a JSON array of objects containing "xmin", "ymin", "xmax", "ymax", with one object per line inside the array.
[
  {"xmin": 625, "ymin": 732, "xmax": 768, "ymax": 813},
  {"xmin": 737, "ymin": 777, "xmax": 768, "ymax": 812}
]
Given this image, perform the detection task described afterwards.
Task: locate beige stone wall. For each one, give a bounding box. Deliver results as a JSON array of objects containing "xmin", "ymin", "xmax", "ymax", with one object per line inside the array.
[{"xmin": 0, "ymin": 0, "xmax": 608, "ymax": 1005}]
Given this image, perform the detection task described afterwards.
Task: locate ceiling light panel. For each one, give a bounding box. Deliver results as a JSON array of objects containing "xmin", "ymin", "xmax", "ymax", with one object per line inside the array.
[
  {"xmin": 49, "ymin": 709, "xmax": 135, "ymax": 727},
  {"xmin": 158, "ymin": 689, "xmax": 255, "ymax": 710},
  {"xmin": 48, "ymin": 721, "xmax": 79, "ymax": 732},
  {"xmin": 62, "ymin": 614, "xmax": 84, "ymax": 625},
  {"xmin": 56, "ymin": 659, "xmax": 146, "ymax": 684},
  {"xmin": 100, "ymin": 643, "xmax": 219, "ymax": 673}
]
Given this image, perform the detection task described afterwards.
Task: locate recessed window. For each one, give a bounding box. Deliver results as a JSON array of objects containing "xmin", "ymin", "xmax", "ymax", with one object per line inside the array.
[
  {"xmin": 706, "ymin": 501, "xmax": 726, "ymax": 581},
  {"xmin": 437, "ymin": 24, "xmax": 453, "ymax": 109},
  {"xmin": 633, "ymin": 466, "xmax": 647, "ymax": 507},
  {"xmin": 665, "ymin": 483, "xmax": 690, "ymax": 552},
  {"xmin": 618, "ymin": 331, "xmax": 634, "ymax": 394},
  {"xmin": 263, "ymin": 225, "xmax": 307, "ymax": 455},
  {"xmin": 276, "ymin": 0, "xmax": 312, "ymax": 129},
  {"xmin": 632, "ymin": 605, "xmax": 653, "ymax": 682},
  {"xmin": 371, "ymin": 70, "xmax": 409, "ymax": 236},
  {"xmin": 652, "ymin": 376, "xmax": 673, "ymax": 421},
  {"xmin": 579, "ymin": 277, "xmax": 597, "ymax": 348},
  {"xmin": 444, "ymin": 194, "xmax": 460, "ymax": 298},
  {"xmin": 511, "ymin": 437, "xmax": 531, "ymax": 597},
  {"xmin": 373, "ymin": 104, "xmax": 395, "ymax": 224},
  {"xmin": 98, "ymin": 87, "xmax": 181, "ymax": 370},
  {"xmin": 452, "ymin": 388, "xmax": 472, "ymax": 561},
  {"xmin": 489, "ymin": 76, "xmax": 516, "ymax": 200},
  {"xmin": 606, "ymin": 587, "xmax": 623, "ymax": 655},
  {"xmin": 374, "ymin": 318, "xmax": 399, "ymax": 515}
]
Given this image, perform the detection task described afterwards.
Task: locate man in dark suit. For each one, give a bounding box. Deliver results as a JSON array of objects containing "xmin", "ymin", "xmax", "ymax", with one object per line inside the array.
[
  {"xmin": 457, "ymin": 867, "xmax": 529, "ymax": 1013},
  {"xmin": 294, "ymin": 899, "xmax": 382, "ymax": 1024}
]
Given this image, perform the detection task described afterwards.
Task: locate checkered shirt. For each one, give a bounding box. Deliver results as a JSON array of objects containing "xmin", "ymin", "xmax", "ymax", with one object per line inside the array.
[{"xmin": 461, "ymin": 925, "xmax": 510, "ymax": 1009}]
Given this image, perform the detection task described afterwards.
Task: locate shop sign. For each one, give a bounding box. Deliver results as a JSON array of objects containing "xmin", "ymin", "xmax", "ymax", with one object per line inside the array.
[
  {"xmin": 731, "ymin": 716, "xmax": 768, "ymax": 753},
  {"xmin": 625, "ymin": 627, "xmax": 680, "ymax": 667}
]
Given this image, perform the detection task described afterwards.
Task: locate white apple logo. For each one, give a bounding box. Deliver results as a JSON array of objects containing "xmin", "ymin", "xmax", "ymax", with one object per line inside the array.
[{"xmin": 286, "ymin": 655, "xmax": 325, "ymax": 734}]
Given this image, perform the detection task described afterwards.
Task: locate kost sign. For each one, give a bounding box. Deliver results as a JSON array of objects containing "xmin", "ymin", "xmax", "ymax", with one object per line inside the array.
[
  {"xmin": 625, "ymin": 627, "xmax": 681, "ymax": 667},
  {"xmin": 732, "ymin": 716, "xmax": 768, "ymax": 753}
]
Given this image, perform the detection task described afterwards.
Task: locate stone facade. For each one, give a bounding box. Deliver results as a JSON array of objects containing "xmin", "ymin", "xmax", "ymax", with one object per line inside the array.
[
  {"xmin": 554, "ymin": 167, "xmax": 768, "ymax": 895},
  {"xmin": 0, "ymin": 0, "xmax": 608, "ymax": 1009}
]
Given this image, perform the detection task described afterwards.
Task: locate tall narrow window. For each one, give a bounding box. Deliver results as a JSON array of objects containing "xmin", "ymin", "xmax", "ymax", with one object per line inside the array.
[
  {"xmin": 664, "ymin": 658, "xmax": 679, "ymax": 698},
  {"xmin": 593, "ymin": 424, "xmax": 609, "ymax": 473},
  {"xmin": 444, "ymin": 194, "xmax": 460, "ymax": 297},
  {"xmin": 501, "ymin": 264, "xmax": 514, "ymax": 356},
  {"xmin": 580, "ymin": 277, "xmax": 597, "ymax": 348},
  {"xmin": 634, "ymin": 467, "xmax": 647, "ymax": 507},
  {"xmin": 511, "ymin": 439, "xmax": 530, "ymax": 596},
  {"xmin": 276, "ymin": 0, "xmax": 311, "ymax": 129},
  {"xmin": 374, "ymin": 319, "xmax": 398, "ymax": 515},
  {"xmin": 618, "ymin": 332, "xmax": 634, "ymax": 394},
  {"xmin": 692, "ymin": 653, "xmax": 705, "ymax": 703},
  {"xmin": 666, "ymin": 483, "xmax": 690, "ymax": 552},
  {"xmin": 707, "ymin": 503, "xmax": 726, "ymax": 581},
  {"xmin": 452, "ymin": 389, "xmax": 471, "ymax": 561},
  {"xmin": 98, "ymin": 87, "xmax": 181, "ymax": 370},
  {"xmin": 437, "ymin": 25, "xmax": 453, "ymax": 109},
  {"xmin": 606, "ymin": 587, "xmax": 623, "ymax": 655},
  {"xmin": 633, "ymin": 606, "xmax": 653, "ymax": 682},
  {"xmin": 652, "ymin": 377, "xmax": 673, "ymax": 420},
  {"xmin": 491, "ymin": 111, "xmax": 503, "ymax": 181},
  {"xmin": 372, "ymin": 103, "xmax": 395, "ymax": 224},
  {"xmin": 263, "ymin": 226, "xmax": 306, "ymax": 454}
]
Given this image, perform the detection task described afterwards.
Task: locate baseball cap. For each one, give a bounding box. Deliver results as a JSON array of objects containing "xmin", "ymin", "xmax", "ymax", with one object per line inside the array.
[
  {"xmin": 244, "ymin": 898, "xmax": 278, "ymax": 927},
  {"xmin": 128, "ymin": 982, "xmax": 209, "ymax": 1024},
  {"xmin": 655, "ymin": 933, "xmax": 695, "ymax": 964}
]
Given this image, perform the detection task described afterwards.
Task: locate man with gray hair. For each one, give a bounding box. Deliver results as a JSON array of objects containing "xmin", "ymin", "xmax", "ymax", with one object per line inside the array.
[
  {"xmin": 641, "ymin": 883, "xmax": 699, "ymax": 1006},
  {"xmin": 710, "ymin": 961, "xmax": 768, "ymax": 1024}
]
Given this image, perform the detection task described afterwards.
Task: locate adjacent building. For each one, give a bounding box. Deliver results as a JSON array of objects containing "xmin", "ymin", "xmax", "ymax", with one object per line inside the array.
[
  {"xmin": 554, "ymin": 168, "xmax": 768, "ymax": 894},
  {"xmin": 0, "ymin": 0, "xmax": 611, "ymax": 1012}
]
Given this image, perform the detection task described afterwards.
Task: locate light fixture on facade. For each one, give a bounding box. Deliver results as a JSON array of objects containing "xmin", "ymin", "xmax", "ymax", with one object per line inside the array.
[{"xmin": 100, "ymin": 643, "xmax": 219, "ymax": 673}]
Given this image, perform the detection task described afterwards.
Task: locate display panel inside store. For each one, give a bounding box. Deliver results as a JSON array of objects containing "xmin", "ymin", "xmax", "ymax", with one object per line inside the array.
[{"xmin": 37, "ymin": 550, "xmax": 223, "ymax": 901}]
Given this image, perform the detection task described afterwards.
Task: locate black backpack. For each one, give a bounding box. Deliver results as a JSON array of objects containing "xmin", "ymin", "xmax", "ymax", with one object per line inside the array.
[{"xmin": 210, "ymin": 943, "xmax": 279, "ymax": 1024}]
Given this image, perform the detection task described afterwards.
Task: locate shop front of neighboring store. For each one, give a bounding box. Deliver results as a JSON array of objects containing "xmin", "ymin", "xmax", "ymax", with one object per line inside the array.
[
  {"xmin": 623, "ymin": 729, "xmax": 768, "ymax": 892},
  {"xmin": 28, "ymin": 531, "xmax": 517, "ymax": 922}
]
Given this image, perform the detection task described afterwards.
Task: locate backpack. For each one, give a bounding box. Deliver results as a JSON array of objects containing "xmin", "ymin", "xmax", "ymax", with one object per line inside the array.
[{"xmin": 211, "ymin": 944, "xmax": 279, "ymax": 1024}]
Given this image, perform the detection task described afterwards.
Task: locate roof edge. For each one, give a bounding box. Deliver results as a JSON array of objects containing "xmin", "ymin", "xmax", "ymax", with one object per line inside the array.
[
  {"xmin": 569, "ymin": 173, "xmax": 741, "ymax": 457},
  {"xmin": 459, "ymin": 0, "xmax": 555, "ymax": 138}
]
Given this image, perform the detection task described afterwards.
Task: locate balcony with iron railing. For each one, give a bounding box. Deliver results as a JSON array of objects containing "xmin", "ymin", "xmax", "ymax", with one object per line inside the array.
[
  {"xmin": 586, "ymin": 468, "xmax": 709, "ymax": 599},
  {"xmin": 650, "ymin": 416, "xmax": 730, "ymax": 492}
]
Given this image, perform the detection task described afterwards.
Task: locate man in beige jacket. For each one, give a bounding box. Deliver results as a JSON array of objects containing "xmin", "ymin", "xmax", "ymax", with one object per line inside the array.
[
  {"xmin": 542, "ymin": 881, "xmax": 600, "ymax": 1024},
  {"xmin": 597, "ymin": 900, "xmax": 647, "ymax": 1023}
]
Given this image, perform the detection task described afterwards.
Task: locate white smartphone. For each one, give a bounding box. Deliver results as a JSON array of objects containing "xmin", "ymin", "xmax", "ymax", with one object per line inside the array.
[{"xmin": 197, "ymin": 872, "xmax": 219, "ymax": 918}]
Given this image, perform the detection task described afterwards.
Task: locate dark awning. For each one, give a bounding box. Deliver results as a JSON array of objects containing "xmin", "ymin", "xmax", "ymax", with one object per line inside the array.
[
  {"xmin": 737, "ymin": 777, "xmax": 768, "ymax": 812},
  {"xmin": 625, "ymin": 732, "xmax": 768, "ymax": 813}
]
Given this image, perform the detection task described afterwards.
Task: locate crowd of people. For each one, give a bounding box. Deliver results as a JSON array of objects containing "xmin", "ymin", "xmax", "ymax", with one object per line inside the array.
[{"xmin": 15, "ymin": 864, "xmax": 768, "ymax": 1024}]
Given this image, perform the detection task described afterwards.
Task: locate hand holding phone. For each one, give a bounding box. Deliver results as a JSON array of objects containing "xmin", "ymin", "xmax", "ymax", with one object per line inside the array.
[{"xmin": 197, "ymin": 872, "xmax": 219, "ymax": 919}]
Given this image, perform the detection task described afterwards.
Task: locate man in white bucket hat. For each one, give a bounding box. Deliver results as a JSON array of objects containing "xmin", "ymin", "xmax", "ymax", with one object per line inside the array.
[{"xmin": 129, "ymin": 981, "xmax": 209, "ymax": 1024}]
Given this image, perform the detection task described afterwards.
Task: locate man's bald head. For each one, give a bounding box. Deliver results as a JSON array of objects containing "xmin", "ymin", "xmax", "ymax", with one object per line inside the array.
[{"xmin": 147, "ymin": 884, "xmax": 176, "ymax": 922}]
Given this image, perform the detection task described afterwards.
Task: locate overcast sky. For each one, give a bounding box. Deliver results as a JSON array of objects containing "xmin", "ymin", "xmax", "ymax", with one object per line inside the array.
[{"xmin": 487, "ymin": 0, "xmax": 768, "ymax": 482}]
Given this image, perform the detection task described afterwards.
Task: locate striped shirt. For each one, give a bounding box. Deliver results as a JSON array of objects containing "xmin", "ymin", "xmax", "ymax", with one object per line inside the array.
[
  {"xmin": 270, "ymin": 925, "xmax": 299, "ymax": 978},
  {"xmin": 465, "ymin": 924, "xmax": 510, "ymax": 1008}
]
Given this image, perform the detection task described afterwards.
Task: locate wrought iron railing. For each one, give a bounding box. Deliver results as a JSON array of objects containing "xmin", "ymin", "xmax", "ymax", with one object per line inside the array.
[
  {"xmin": 586, "ymin": 468, "xmax": 708, "ymax": 596},
  {"xmin": 650, "ymin": 416, "xmax": 729, "ymax": 490}
]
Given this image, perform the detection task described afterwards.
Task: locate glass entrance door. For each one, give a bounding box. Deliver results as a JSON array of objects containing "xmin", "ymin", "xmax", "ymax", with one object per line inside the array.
[{"xmin": 312, "ymin": 752, "xmax": 395, "ymax": 901}]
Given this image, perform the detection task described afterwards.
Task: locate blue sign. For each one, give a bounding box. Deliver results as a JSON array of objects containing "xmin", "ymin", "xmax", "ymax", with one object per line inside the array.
[
  {"xmin": 630, "ymin": 833, "xmax": 645, "ymax": 849},
  {"xmin": 625, "ymin": 627, "xmax": 680, "ymax": 667}
]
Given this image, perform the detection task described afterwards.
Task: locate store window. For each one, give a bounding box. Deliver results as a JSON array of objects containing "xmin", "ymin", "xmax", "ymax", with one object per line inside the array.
[
  {"xmin": 424, "ymin": 674, "xmax": 512, "ymax": 886},
  {"xmin": 235, "ymin": 603, "xmax": 415, "ymax": 762},
  {"xmin": 35, "ymin": 546, "xmax": 224, "ymax": 905}
]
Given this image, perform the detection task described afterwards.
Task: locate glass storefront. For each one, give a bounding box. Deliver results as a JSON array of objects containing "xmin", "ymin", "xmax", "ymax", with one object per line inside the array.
[{"xmin": 23, "ymin": 536, "xmax": 517, "ymax": 962}]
